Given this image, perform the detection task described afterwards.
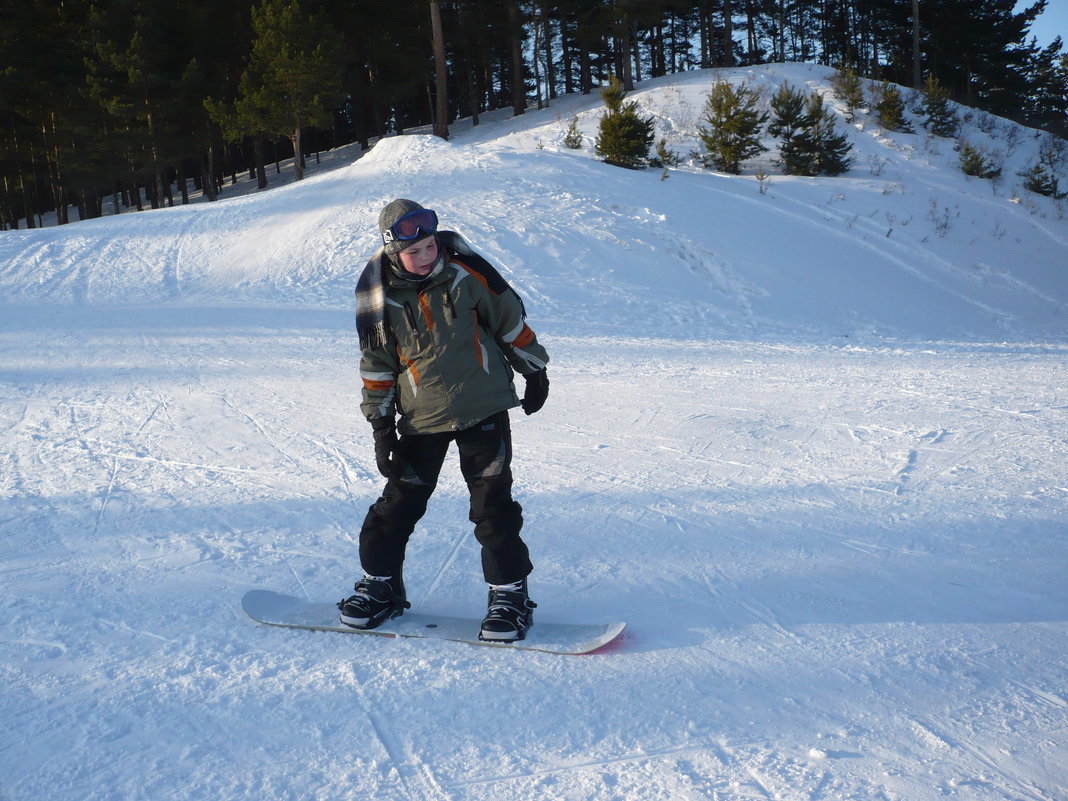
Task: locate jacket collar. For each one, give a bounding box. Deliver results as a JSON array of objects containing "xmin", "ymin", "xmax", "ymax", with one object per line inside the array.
[{"xmin": 386, "ymin": 247, "xmax": 451, "ymax": 289}]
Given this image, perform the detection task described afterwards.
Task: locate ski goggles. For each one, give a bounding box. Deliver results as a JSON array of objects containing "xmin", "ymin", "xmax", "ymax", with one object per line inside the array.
[{"xmin": 383, "ymin": 208, "xmax": 439, "ymax": 243}]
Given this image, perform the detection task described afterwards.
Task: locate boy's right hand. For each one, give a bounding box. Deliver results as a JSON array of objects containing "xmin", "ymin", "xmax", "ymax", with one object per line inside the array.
[{"xmin": 371, "ymin": 418, "xmax": 400, "ymax": 479}]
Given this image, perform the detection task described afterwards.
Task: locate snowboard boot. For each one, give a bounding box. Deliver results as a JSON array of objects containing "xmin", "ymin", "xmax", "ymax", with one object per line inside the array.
[
  {"xmin": 338, "ymin": 573, "xmax": 410, "ymax": 630},
  {"xmin": 479, "ymin": 578, "xmax": 536, "ymax": 642}
]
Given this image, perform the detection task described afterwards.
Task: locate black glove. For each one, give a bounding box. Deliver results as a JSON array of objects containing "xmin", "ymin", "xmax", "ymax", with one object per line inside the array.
[
  {"xmin": 371, "ymin": 417, "xmax": 400, "ymax": 479},
  {"xmin": 521, "ymin": 370, "xmax": 549, "ymax": 415}
]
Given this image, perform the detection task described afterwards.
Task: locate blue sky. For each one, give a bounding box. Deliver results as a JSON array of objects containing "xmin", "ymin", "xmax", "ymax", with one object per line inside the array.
[{"xmin": 1019, "ymin": 0, "xmax": 1067, "ymax": 47}]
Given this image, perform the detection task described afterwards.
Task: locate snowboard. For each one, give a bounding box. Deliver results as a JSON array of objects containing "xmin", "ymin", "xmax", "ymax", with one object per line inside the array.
[{"xmin": 241, "ymin": 589, "xmax": 626, "ymax": 655}]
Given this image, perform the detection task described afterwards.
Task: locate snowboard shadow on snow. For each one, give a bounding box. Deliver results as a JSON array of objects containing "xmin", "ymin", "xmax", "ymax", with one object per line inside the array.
[{"xmin": 3, "ymin": 486, "xmax": 1063, "ymax": 658}]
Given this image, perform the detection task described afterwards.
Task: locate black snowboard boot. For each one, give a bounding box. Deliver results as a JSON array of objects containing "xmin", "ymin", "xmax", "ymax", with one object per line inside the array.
[
  {"xmin": 479, "ymin": 578, "xmax": 536, "ymax": 642},
  {"xmin": 338, "ymin": 573, "xmax": 410, "ymax": 630}
]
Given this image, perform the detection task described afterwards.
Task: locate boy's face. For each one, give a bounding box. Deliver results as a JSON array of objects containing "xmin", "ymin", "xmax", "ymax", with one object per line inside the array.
[{"xmin": 397, "ymin": 236, "xmax": 439, "ymax": 276}]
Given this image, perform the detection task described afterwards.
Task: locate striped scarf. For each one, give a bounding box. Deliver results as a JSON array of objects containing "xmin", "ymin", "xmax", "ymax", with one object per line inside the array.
[
  {"xmin": 354, "ymin": 249, "xmax": 391, "ymax": 350},
  {"xmin": 354, "ymin": 237, "xmax": 451, "ymax": 350}
]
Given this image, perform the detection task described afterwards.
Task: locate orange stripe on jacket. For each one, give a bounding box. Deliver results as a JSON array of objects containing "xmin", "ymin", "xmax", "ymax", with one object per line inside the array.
[
  {"xmin": 397, "ymin": 348, "xmax": 421, "ymax": 386},
  {"xmin": 362, "ymin": 378, "xmax": 395, "ymax": 392},
  {"xmin": 512, "ymin": 323, "xmax": 535, "ymax": 349},
  {"xmin": 418, "ymin": 291, "xmax": 435, "ymax": 331}
]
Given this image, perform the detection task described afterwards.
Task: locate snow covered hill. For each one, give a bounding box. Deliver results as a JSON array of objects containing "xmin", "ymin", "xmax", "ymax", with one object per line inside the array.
[
  {"xmin": 1, "ymin": 64, "xmax": 1066, "ymax": 801},
  {"xmin": 3, "ymin": 64, "xmax": 1067, "ymax": 342}
]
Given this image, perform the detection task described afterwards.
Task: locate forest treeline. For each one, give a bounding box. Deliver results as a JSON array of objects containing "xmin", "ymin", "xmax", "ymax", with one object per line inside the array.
[{"xmin": 2, "ymin": 0, "xmax": 1065, "ymax": 229}]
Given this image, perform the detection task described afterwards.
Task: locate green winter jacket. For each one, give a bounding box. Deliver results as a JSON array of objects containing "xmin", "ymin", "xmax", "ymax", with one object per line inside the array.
[{"xmin": 359, "ymin": 236, "xmax": 549, "ymax": 435}]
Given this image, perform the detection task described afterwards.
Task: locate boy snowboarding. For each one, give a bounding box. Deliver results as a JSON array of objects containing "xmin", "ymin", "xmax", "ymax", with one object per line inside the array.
[{"xmin": 339, "ymin": 199, "xmax": 550, "ymax": 642}]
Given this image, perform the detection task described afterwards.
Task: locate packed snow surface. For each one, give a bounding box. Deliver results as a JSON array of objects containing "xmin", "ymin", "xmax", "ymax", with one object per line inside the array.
[{"xmin": 1, "ymin": 64, "xmax": 1066, "ymax": 800}]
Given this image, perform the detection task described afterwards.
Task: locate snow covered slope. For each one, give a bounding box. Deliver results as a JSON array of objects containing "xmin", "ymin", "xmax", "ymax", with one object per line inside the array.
[
  {"xmin": 1, "ymin": 64, "xmax": 1066, "ymax": 801},
  {"xmin": 2, "ymin": 65, "xmax": 1066, "ymax": 342}
]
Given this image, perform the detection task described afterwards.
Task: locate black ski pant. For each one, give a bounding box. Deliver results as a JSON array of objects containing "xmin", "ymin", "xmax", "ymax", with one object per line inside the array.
[{"xmin": 358, "ymin": 411, "xmax": 532, "ymax": 586}]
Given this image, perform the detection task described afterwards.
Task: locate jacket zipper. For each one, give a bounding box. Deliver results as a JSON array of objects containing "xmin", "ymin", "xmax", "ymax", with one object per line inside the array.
[{"xmin": 403, "ymin": 301, "xmax": 419, "ymax": 333}]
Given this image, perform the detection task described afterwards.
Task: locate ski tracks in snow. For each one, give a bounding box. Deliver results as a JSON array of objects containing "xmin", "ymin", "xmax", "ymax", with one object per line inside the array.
[
  {"xmin": 219, "ymin": 392, "xmax": 303, "ymax": 472},
  {"xmin": 355, "ymin": 690, "xmax": 453, "ymax": 801},
  {"xmin": 443, "ymin": 732, "xmax": 860, "ymax": 800}
]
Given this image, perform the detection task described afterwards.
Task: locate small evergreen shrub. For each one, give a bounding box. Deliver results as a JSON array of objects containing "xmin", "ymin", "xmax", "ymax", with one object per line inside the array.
[
  {"xmin": 769, "ymin": 82, "xmax": 810, "ymax": 175},
  {"xmin": 922, "ymin": 75, "xmax": 959, "ymax": 137},
  {"xmin": 697, "ymin": 81, "xmax": 768, "ymax": 174},
  {"xmin": 831, "ymin": 62, "xmax": 865, "ymax": 122},
  {"xmin": 650, "ymin": 138, "xmax": 680, "ymax": 168},
  {"xmin": 804, "ymin": 92, "xmax": 854, "ymax": 176},
  {"xmin": 594, "ymin": 76, "xmax": 655, "ymax": 169},
  {"xmin": 1019, "ymin": 162, "xmax": 1064, "ymax": 198},
  {"xmin": 769, "ymin": 85, "xmax": 853, "ymax": 176},
  {"xmin": 562, "ymin": 116, "xmax": 583, "ymax": 149},
  {"xmin": 875, "ymin": 82, "xmax": 911, "ymax": 132},
  {"xmin": 958, "ymin": 141, "xmax": 1002, "ymax": 179}
]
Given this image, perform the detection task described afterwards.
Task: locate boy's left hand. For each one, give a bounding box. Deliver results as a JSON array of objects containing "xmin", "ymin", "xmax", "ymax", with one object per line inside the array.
[{"xmin": 521, "ymin": 370, "xmax": 549, "ymax": 415}]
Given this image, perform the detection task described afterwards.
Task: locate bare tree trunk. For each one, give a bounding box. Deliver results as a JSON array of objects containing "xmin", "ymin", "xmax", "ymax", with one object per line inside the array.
[
  {"xmin": 204, "ymin": 142, "xmax": 218, "ymax": 202},
  {"xmin": 532, "ymin": 17, "xmax": 544, "ymax": 108},
  {"xmin": 144, "ymin": 106, "xmax": 167, "ymax": 208},
  {"xmin": 253, "ymin": 138, "xmax": 268, "ymax": 189},
  {"xmin": 509, "ymin": 0, "xmax": 526, "ymax": 115},
  {"xmin": 541, "ymin": 0, "xmax": 556, "ymax": 100},
  {"xmin": 745, "ymin": 0, "xmax": 757, "ymax": 63},
  {"xmin": 723, "ymin": 0, "xmax": 735, "ymax": 66},
  {"xmin": 620, "ymin": 14, "xmax": 633, "ymax": 90},
  {"xmin": 429, "ymin": 0, "xmax": 450, "ymax": 138},
  {"xmin": 23, "ymin": 180, "xmax": 36, "ymax": 228},
  {"xmin": 911, "ymin": 0, "xmax": 922, "ymax": 88},
  {"xmin": 5, "ymin": 179, "xmax": 18, "ymax": 228},
  {"xmin": 290, "ymin": 129, "xmax": 304, "ymax": 181},
  {"xmin": 561, "ymin": 11, "xmax": 574, "ymax": 94},
  {"xmin": 44, "ymin": 110, "xmax": 68, "ymax": 224},
  {"xmin": 777, "ymin": 0, "xmax": 786, "ymax": 62},
  {"xmin": 632, "ymin": 25, "xmax": 642, "ymax": 83},
  {"xmin": 20, "ymin": 130, "xmax": 50, "ymax": 226},
  {"xmin": 650, "ymin": 23, "xmax": 664, "ymax": 76},
  {"xmin": 455, "ymin": 1, "xmax": 481, "ymax": 125},
  {"xmin": 178, "ymin": 163, "xmax": 189, "ymax": 204}
]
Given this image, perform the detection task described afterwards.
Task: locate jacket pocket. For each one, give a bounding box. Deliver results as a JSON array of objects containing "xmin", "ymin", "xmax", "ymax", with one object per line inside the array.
[{"xmin": 495, "ymin": 348, "xmax": 515, "ymax": 382}]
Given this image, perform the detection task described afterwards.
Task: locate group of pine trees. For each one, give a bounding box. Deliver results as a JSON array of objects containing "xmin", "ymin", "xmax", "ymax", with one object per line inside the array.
[
  {"xmin": 592, "ymin": 76, "xmax": 853, "ymax": 177},
  {"xmin": 2, "ymin": 0, "xmax": 1066, "ymax": 229},
  {"xmin": 593, "ymin": 64, "xmax": 1066, "ymax": 201}
]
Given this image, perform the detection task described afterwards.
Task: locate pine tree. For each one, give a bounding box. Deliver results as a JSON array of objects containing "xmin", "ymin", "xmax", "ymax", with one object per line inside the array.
[
  {"xmin": 653, "ymin": 138, "xmax": 680, "ymax": 168},
  {"xmin": 562, "ymin": 116, "xmax": 583, "ymax": 149},
  {"xmin": 215, "ymin": 0, "xmax": 344, "ymax": 182},
  {"xmin": 1021, "ymin": 37, "xmax": 1068, "ymax": 132},
  {"xmin": 831, "ymin": 62, "xmax": 865, "ymax": 123},
  {"xmin": 3, "ymin": 0, "xmax": 98, "ymax": 224},
  {"xmin": 875, "ymin": 82, "xmax": 910, "ymax": 132},
  {"xmin": 1019, "ymin": 162, "xmax": 1063, "ymax": 198},
  {"xmin": 922, "ymin": 75, "xmax": 959, "ymax": 138},
  {"xmin": 958, "ymin": 141, "xmax": 1001, "ymax": 179},
  {"xmin": 805, "ymin": 92, "xmax": 853, "ymax": 176},
  {"xmin": 84, "ymin": 0, "xmax": 208, "ymax": 212},
  {"xmin": 916, "ymin": 0, "xmax": 1045, "ymax": 120},
  {"xmin": 697, "ymin": 81, "xmax": 768, "ymax": 174},
  {"xmin": 768, "ymin": 83, "xmax": 810, "ymax": 175},
  {"xmin": 594, "ymin": 76, "xmax": 655, "ymax": 169},
  {"xmin": 774, "ymin": 91, "xmax": 854, "ymax": 177}
]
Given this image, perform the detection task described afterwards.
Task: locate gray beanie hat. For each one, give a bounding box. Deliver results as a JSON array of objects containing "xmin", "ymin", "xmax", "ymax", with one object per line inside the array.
[{"xmin": 379, "ymin": 198, "xmax": 432, "ymax": 257}]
